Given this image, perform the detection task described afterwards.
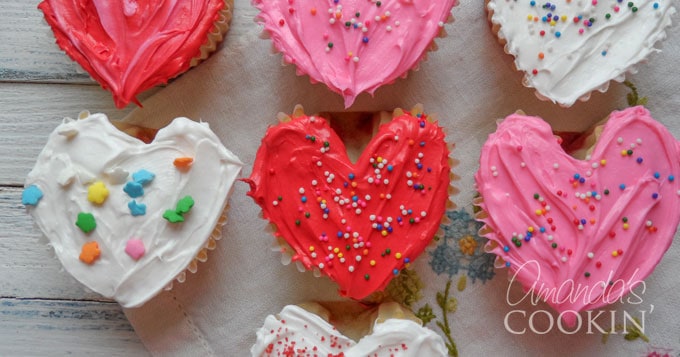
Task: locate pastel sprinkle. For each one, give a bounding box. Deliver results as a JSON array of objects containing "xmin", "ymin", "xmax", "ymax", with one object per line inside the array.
[
  {"xmin": 87, "ymin": 181, "xmax": 109, "ymax": 205},
  {"xmin": 22, "ymin": 185, "xmax": 43, "ymax": 206},
  {"xmin": 176, "ymin": 196, "xmax": 195, "ymax": 214},
  {"xmin": 75, "ymin": 212, "xmax": 96, "ymax": 233},
  {"xmin": 124, "ymin": 181, "xmax": 144, "ymax": 198},
  {"xmin": 174, "ymin": 157, "xmax": 194, "ymax": 170},
  {"xmin": 163, "ymin": 210, "xmax": 185, "ymax": 223},
  {"xmin": 132, "ymin": 169, "xmax": 155, "ymax": 186},
  {"xmin": 79, "ymin": 241, "xmax": 101, "ymax": 264},
  {"xmin": 128, "ymin": 200, "xmax": 147, "ymax": 216},
  {"xmin": 125, "ymin": 239, "xmax": 146, "ymax": 261}
]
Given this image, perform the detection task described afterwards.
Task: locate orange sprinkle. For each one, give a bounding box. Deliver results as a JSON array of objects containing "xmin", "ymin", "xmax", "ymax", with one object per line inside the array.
[
  {"xmin": 351, "ymin": 182, "xmax": 358, "ymax": 188},
  {"xmin": 310, "ymin": 7, "xmax": 317, "ymax": 15},
  {"xmin": 174, "ymin": 157, "xmax": 194, "ymax": 169},
  {"xmin": 538, "ymin": 52, "xmax": 545, "ymax": 60},
  {"xmin": 80, "ymin": 241, "xmax": 101, "ymax": 265}
]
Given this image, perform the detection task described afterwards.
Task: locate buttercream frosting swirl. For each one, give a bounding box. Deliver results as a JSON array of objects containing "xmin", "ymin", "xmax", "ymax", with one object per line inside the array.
[
  {"xmin": 38, "ymin": 0, "xmax": 229, "ymax": 108},
  {"xmin": 253, "ymin": 0, "xmax": 457, "ymax": 107},
  {"xmin": 475, "ymin": 106, "xmax": 680, "ymax": 325},
  {"xmin": 251, "ymin": 304, "xmax": 448, "ymax": 356},
  {"xmin": 488, "ymin": 0, "xmax": 676, "ymax": 106},
  {"xmin": 24, "ymin": 112, "xmax": 243, "ymax": 307}
]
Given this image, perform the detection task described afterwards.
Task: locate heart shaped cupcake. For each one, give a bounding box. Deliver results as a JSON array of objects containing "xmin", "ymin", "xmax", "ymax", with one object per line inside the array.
[
  {"xmin": 251, "ymin": 302, "xmax": 447, "ymax": 356},
  {"xmin": 38, "ymin": 0, "xmax": 233, "ymax": 108},
  {"xmin": 475, "ymin": 106, "xmax": 680, "ymax": 325},
  {"xmin": 487, "ymin": 0, "xmax": 676, "ymax": 106},
  {"xmin": 23, "ymin": 112, "xmax": 243, "ymax": 307},
  {"xmin": 253, "ymin": 0, "xmax": 457, "ymax": 107},
  {"xmin": 246, "ymin": 106, "xmax": 452, "ymax": 300}
]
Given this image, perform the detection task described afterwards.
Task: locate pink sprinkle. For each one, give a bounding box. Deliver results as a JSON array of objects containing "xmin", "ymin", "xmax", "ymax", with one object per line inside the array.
[
  {"xmin": 592, "ymin": 0, "xmax": 597, "ymax": 4},
  {"xmin": 125, "ymin": 239, "xmax": 145, "ymax": 260},
  {"xmin": 579, "ymin": 28, "xmax": 584, "ymax": 34},
  {"xmin": 614, "ymin": 5, "xmax": 620, "ymax": 11},
  {"xmin": 323, "ymin": 33, "xmax": 329, "ymax": 40}
]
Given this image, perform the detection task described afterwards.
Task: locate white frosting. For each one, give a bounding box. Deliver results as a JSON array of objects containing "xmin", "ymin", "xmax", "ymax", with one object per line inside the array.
[
  {"xmin": 25, "ymin": 112, "xmax": 242, "ymax": 307},
  {"xmin": 489, "ymin": 0, "xmax": 676, "ymax": 106},
  {"xmin": 251, "ymin": 305, "xmax": 448, "ymax": 356}
]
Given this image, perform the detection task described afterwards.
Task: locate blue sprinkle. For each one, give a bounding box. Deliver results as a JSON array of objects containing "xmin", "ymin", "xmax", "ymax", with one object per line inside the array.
[
  {"xmin": 503, "ymin": 245, "xmax": 510, "ymax": 252},
  {"xmin": 419, "ymin": 121, "xmax": 425, "ymax": 128},
  {"xmin": 348, "ymin": 173, "xmax": 355, "ymax": 180},
  {"xmin": 654, "ymin": 172, "xmax": 661, "ymax": 179},
  {"xmin": 574, "ymin": 173, "xmax": 580, "ymax": 179},
  {"xmin": 652, "ymin": 193, "xmax": 659, "ymax": 199},
  {"xmin": 407, "ymin": 209, "xmax": 413, "ymax": 215},
  {"xmin": 324, "ymin": 208, "xmax": 330, "ymax": 214},
  {"xmin": 352, "ymin": 195, "xmax": 359, "ymax": 202},
  {"xmin": 343, "ymin": 182, "xmax": 349, "ymax": 187},
  {"xmin": 540, "ymin": 227, "xmax": 546, "ymax": 233},
  {"xmin": 337, "ymin": 231, "xmax": 343, "ymax": 238},
  {"xmin": 654, "ymin": 2, "xmax": 659, "ymax": 8},
  {"xmin": 404, "ymin": 258, "xmax": 410, "ymax": 263},
  {"xmin": 387, "ymin": 226, "xmax": 393, "ymax": 233},
  {"xmin": 132, "ymin": 169, "xmax": 155, "ymax": 186},
  {"xmin": 128, "ymin": 200, "xmax": 147, "ymax": 216},
  {"xmin": 555, "ymin": 31, "xmax": 562, "ymax": 38},
  {"xmin": 393, "ymin": 269, "xmax": 399, "ymax": 275},
  {"xmin": 124, "ymin": 181, "xmax": 144, "ymax": 198},
  {"xmin": 417, "ymin": 163, "xmax": 423, "ymax": 170},
  {"xmin": 601, "ymin": 50, "xmax": 607, "ymax": 56},
  {"xmin": 669, "ymin": 175, "xmax": 675, "ymax": 182},
  {"xmin": 22, "ymin": 185, "xmax": 43, "ymax": 206},
  {"xmin": 619, "ymin": 183, "xmax": 626, "ymax": 190},
  {"xmin": 397, "ymin": 217, "xmax": 403, "ymax": 222},
  {"xmin": 387, "ymin": 165, "xmax": 394, "ymax": 172},
  {"xmin": 301, "ymin": 196, "xmax": 308, "ymax": 203},
  {"xmin": 636, "ymin": 157, "xmax": 643, "ymax": 164},
  {"xmin": 524, "ymin": 235, "xmax": 531, "ymax": 242},
  {"xmin": 376, "ymin": 224, "xmax": 383, "ymax": 230},
  {"xmin": 362, "ymin": 36, "xmax": 369, "ymax": 43},
  {"xmin": 579, "ymin": 177, "xmax": 586, "ymax": 184},
  {"xmin": 505, "ymin": 262, "xmax": 511, "ymax": 267},
  {"xmin": 530, "ymin": 0, "xmax": 536, "ymax": 5},
  {"xmin": 580, "ymin": 218, "xmax": 587, "ymax": 225},
  {"xmin": 419, "ymin": 141, "xmax": 426, "ymax": 147}
]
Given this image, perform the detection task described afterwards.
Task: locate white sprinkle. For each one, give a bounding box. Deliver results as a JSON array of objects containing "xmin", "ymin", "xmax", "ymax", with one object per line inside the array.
[
  {"xmin": 312, "ymin": 180, "xmax": 318, "ymax": 186},
  {"xmin": 355, "ymin": 208, "xmax": 362, "ymax": 215},
  {"xmin": 553, "ymin": 163, "xmax": 559, "ymax": 169},
  {"xmin": 386, "ymin": 26, "xmax": 392, "ymax": 31},
  {"xmin": 578, "ymin": 224, "xmax": 584, "ymax": 230},
  {"xmin": 370, "ymin": 215, "xmax": 376, "ymax": 221},
  {"xmin": 317, "ymin": 161, "xmax": 323, "ymax": 167},
  {"xmin": 355, "ymin": 255, "xmax": 362, "ymax": 262},
  {"xmin": 591, "ymin": 163, "xmax": 599, "ymax": 169},
  {"xmin": 318, "ymin": 263, "xmax": 325, "ymax": 269},
  {"xmin": 561, "ymin": 256, "xmax": 568, "ymax": 262},
  {"xmin": 420, "ymin": 211, "xmax": 427, "ymax": 217},
  {"xmin": 646, "ymin": 220, "xmax": 653, "ymax": 227},
  {"xmin": 617, "ymin": 137, "xmax": 624, "ymax": 144},
  {"xmin": 547, "ymin": 235, "xmax": 554, "ymax": 241},
  {"xmin": 272, "ymin": 201, "xmax": 278, "ymax": 206},
  {"xmin": 587, "ymin": 252, "xmax": 594, "ymax": 259},
  {"xmin": 492, "ymin": 171, "xmax": 499, "ymax": 177},
  {"xmin": 383, "ymin": 179, "xmax": 389, "ymax": 185},
  {"xmin": 329, "ymin": 18, "xmax": 336, "ymax": 24},
  {"xmin": 299, "ymin": 187, "xmax": 305, "ymax": 194},
  {"xmin": 365, "ymin": 195, "xmax": 371, "ymax": 201},
  {"xmin": 349, "ymin": 266, "xmax": 355, "ymax": 272},
  {"xmin": 520, "ymin": 162, "xmax": 526, "ymax": 168},
  {"xmin": 353, "ymin": 56, "xmax": 360, "ymax": 63}
]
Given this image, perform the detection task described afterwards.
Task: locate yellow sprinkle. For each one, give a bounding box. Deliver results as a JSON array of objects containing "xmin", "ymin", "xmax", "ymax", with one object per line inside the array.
[
  {"xmin": 612, "ymin": 251, "xmax": 619, "ymax": 257},
  {"xmin": 309, "ymin": 246, "xmax": 315, "ymax": 252},
  {"xmin": 338, "ymin": 253, "xmax": 344, "ymax": 258},
  {"xmin": 381, "ymin": 230, "xmax": 388, "ymax": 237},
  {"xmin": 87, "ymin": 181, "xmax": 109, "ymax": 205},
  {"xmin": 621, "ymin": 150, "xmax": 628, "ymax": 156},
  {"xmin": 377, "ymin": 157, "xmax": 383, "ymax": 163},
  {"xmin": 527, "ymin": 14, "xmax": 533, "ymax": 20},
  {"xmin": 600, "ymin": 159, "xmax": 607, "ymax": 166},
  {"xmin": 623, "ymin": 223, "xmax": 630, "ymax": 230},
  {"xmin": 550, "ymin": 20, "xmax": 556, "ymax": 26},
  {"xmin": 333, "ymin": 247, "xmax": 340, "ymax": 253},
  {"xmin": 395, "ymin": 252, "xmax": 402, "ymax": 259},
  {"xmin": 535, "ymin": 209, "xmax": 542, "ymax": 216},
  {"xmin": 527, "ymin": 226, "xmax": 535, "ymax": 233},
  {"xmin": 370, "ymin": 260, "xmax": 376, "ymax": 266},
  {"xmin": 561, "ymin": 15, "xmax": 567, "ymax": 21}
]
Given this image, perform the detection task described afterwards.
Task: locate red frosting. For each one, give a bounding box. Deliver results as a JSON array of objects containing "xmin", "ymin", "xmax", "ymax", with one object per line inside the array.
[
  {"xmin": 38, "ymin": 0, "xmax": 225, "ymax": 108},
  {"xmin": 246, "ymin": 110, "xmax": 451, "ymax": 300}
]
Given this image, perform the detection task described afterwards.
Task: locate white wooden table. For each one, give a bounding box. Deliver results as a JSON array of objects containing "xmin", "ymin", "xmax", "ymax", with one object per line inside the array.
[{"xmin": 0, "ymin": 1, "xmax": 149, "ymax": 354}]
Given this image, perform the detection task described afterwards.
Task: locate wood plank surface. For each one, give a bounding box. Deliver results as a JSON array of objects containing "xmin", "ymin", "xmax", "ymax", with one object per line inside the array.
[{"xmin": 0, "ymin": 298, "xmax": 147, "ymax": 356}]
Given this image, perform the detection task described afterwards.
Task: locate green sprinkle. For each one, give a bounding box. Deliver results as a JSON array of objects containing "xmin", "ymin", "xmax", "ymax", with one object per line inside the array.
[
  {"xmin": 75, "ymin": 212, "xmax": 96, "ymax": 233},
  {"xmin": 163, "ymin": 210, "xmax": 184, "ymax": 223},
  {"xmin": 176, "ymin": 196, "xmax": 195, "ymax": 214}
]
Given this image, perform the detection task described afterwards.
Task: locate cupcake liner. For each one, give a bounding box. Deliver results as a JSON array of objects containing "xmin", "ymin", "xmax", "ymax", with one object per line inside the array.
[{"xmin": 189, "ymin": 0, "xmax": 234, "ymax": 67}]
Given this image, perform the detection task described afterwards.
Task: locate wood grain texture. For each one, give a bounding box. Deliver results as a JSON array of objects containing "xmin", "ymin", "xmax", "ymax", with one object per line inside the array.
[{"xmin": 0, "ymin": 298, "xmax": 148, "ymax": 356}]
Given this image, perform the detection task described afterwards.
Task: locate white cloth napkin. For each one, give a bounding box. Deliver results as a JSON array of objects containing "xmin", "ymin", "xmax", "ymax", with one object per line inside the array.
[{"xmin": 122, "ymin": 0, "xmax": 680, "ymax": 355}]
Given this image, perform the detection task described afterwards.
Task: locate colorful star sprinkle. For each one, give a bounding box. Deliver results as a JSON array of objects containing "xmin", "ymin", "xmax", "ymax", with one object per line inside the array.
[
  {"xmin": 163, "ymin": 195, "xmax": 195, "ymax": 223},
  {"xmin": 87, "ymin": 181, "xmax": 109, "ymax": 205},
  {"xmin": 79, "ymin": 241, "xmax": 101, "ymax": 264},
  {"xmin": 125, "ymin": 239, "xmax": 146, "ymax": 261},
  {"xmin": 22, "ymin": 185, "xmax": 43, "ymax": 206},
  {"xmin": 75, "ymin": 212, "xmax": 96, "ymax": 233}
]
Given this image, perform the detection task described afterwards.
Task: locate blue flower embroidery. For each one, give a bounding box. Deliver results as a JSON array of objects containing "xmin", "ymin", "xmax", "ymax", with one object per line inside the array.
[{"xmin": 430, "ymin": 209, "xmax": 496, "ymax": 283}]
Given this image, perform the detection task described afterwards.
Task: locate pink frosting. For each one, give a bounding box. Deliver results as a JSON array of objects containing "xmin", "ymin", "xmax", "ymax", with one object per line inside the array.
[
  {"xmin": 38, "ymin": 0, "xmax": 225, "ymax": 108},
  {"xmin": 476, "ymin": 106, "xmax": 680, "ymax": 326},
  {"xmin": 253, "ymin": 0, "xmax": 457, "ymax": 108}
]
